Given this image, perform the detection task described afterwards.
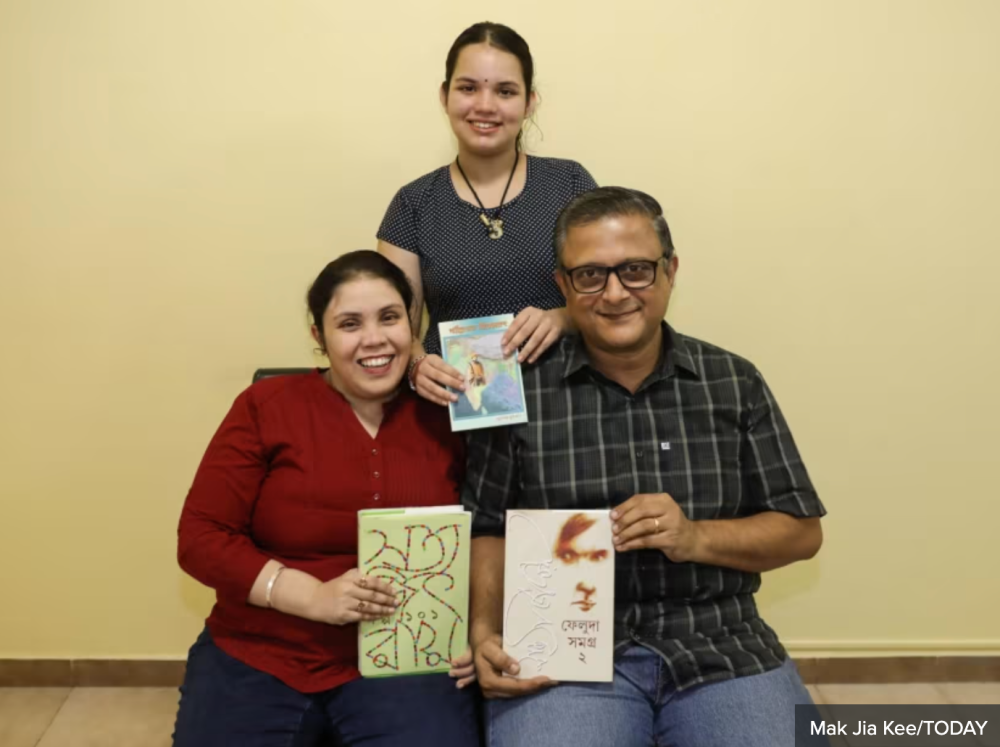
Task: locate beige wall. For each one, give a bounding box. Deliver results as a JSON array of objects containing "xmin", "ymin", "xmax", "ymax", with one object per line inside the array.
[{"xmin": 1, "ymin": 0, "xmax": 998, "ymax": 658}]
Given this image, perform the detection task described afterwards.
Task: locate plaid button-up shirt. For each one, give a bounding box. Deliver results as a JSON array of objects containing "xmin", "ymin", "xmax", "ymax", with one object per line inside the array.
[{"xmin": 462, "ymin": 323, "xmax": 826, "ymax": 691}]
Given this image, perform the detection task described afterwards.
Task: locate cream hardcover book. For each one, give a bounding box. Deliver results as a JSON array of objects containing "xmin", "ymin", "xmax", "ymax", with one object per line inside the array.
[
  {"xmin": 357, "ymin": 506, "xmax": 470, "ymax": 677},
  {"xmin": 502, "ymin": 509, "xmax": 615, "ymax": 682}
]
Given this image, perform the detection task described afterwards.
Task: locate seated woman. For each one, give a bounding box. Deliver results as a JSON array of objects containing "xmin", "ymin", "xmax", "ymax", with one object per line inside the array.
[{"xmin": 173, "ymin": 251, "xmax": 479, "ymax": 747}]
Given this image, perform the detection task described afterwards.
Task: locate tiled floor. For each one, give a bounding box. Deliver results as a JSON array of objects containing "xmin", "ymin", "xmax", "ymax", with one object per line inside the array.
[{"xmin": 1, "ymin": 683, "xmax": 997, "ymax": 746}]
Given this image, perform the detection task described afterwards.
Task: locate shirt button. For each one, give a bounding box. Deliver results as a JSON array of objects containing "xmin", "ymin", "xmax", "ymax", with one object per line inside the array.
[
  {"xmin": 372, "ymin": 448, "xmax": 378, "ymax": 456},
  {"xmin": 374, "ymin": 471, "xmax": 380, "ymax": 479},
  {"xmin": 374, "ymin": 493, "xmax": 381, "ymax": 501},
  {"xmin": 636, "ymin": 450, "xmax": 644, "ymax": 458}
]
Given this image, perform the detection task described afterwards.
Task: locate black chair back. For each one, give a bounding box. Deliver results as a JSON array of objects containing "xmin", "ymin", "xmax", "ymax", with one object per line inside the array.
[{"xmin": 252, "ymin": 367, "xmax": 313, "ymax": 383}]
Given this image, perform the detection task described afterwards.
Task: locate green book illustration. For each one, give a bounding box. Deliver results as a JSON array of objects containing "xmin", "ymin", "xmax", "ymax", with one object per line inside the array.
[{"xmin": 357, "ymin": 506, "xmax": 470, "ymax": 677}]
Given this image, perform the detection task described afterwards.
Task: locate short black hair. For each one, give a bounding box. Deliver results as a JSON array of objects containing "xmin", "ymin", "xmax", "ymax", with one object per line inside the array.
[
  {"xmin": 307, "ymin": 251, "xmax": 414, "ymax": 344},
  {"xmin": 554, "ymin": 186, "xmax": 675, "ymax": 265}
]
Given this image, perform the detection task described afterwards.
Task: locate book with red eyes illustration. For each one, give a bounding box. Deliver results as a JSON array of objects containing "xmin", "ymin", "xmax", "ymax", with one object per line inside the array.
[
  {"xmin": 502, "ymin": 509, "xmax": 615, "ymax": 682},
  {"xmin": 357, "ymin": 506, "xmax": 470, "ymax": 677}
]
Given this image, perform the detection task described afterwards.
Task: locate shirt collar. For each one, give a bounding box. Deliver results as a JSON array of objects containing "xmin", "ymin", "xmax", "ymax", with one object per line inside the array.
[
  {"xmin": 561, "ymin": 321, "xmax": 700, "ymax": 382},
  {"xmin": 316, "ymin": 367, "xmax": 409, "ymax": 416}
]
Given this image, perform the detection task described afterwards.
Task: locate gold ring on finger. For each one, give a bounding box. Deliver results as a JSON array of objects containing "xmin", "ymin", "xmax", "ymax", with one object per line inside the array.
[{"xmin": 654, "ymin": 518, "xmax": 660, "ymax": 531}]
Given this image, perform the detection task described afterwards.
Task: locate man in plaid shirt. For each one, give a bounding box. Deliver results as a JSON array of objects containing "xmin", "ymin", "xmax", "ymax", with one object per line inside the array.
[{"xmin": 463, "ymin": 187, "xmax": 827, "ymax": 747}]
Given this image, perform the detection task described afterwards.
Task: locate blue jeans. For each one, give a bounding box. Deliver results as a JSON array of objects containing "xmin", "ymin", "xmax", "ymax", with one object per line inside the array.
[
  {"xmin": 487, "ymin": 644, "xmax": 826, "ymax": 747},
  {"xmin": 173, "ymin": 629, "xmax": 481, "ymax": 747}
]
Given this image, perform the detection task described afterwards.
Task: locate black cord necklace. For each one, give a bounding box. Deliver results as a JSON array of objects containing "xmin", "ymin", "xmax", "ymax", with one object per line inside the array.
[{"xmin": 455, "ymin": 145, "xmax": 519, "ymax": 240}]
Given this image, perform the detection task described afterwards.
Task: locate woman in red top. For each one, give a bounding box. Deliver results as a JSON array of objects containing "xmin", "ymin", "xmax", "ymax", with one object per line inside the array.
[{"xmin": 173, "ymin": 251, "xmax": 480, "ymax": 747}]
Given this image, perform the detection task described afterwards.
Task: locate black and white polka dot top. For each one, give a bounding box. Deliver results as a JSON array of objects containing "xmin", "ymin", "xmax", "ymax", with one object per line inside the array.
[{"xmin": 377, "ymin": 156, "xmax": 597, "ymax": 355}]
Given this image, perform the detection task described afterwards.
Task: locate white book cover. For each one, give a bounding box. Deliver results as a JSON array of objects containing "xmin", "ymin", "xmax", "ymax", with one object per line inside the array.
[
  {"xmin": 502, "ymin": 509, "xmax": 615, "ymax": 682},
  {"xmin": 437, "ymin": 314, "xmax": 528, "ymax": 432}
]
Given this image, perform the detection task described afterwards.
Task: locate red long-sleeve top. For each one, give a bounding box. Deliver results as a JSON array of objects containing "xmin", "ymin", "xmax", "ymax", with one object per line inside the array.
[{"xmin": 177, "ymin": 371, "xmax": 464, "ymax": 693}]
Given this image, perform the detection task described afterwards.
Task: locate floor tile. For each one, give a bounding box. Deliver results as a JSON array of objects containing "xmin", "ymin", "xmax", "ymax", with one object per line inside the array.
[
  {"xmin": 817, "ymin": 684, "xmax": 992, "ymax": 747},
  {"xmin": 13, "ymin": 682, "xmax": 998, "ymax": 746},
  {"xmin": 0, "ymin": 688, "xmax": 71, "ymax": 747},
  {"xmin": 939, "ymin": 682, "xmax": 1000, "ymax": 705},
  {"xmin": 940, "ymin": 684, "xmax": 1000, "ymax": 747},
  {"xmin": 36, "ymin": 687, "xmax": 179, "ymax": 747},
  {"xmin": 817, "ymin": 682, "xmax": 949, "ymax": 705}
]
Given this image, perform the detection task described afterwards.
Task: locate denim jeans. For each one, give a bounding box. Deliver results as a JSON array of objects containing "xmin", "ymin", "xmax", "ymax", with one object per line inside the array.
[
  {"xmin": 487, "ymin": 644, "xmax": 826, "ymax": 747},
  {"xmin": 173, "ymin": 628, "xmax": 481, "ymax": 747}
]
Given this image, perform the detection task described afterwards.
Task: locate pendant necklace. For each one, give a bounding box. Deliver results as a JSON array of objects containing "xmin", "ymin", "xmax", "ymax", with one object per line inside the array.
[{"xmin": 455, "ymin": 145, "xmax": 519, "ymax": 240}]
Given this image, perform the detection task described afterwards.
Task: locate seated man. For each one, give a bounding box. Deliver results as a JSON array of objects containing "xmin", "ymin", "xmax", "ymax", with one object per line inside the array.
[{"xmin": 463, "ymin": 187, "xmax": 827, "ymax": 747}]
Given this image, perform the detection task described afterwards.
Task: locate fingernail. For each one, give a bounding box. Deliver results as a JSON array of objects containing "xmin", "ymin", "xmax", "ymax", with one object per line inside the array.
[
  {"xmin": 612, "ymin": 524, "xmax": 619, "ymax": 533},
  {"xmin": 613, "ymin": 535, "xmax": 621, "ymax": 544},
  {"xmin": 460, "ymin": 384, "xmax": 466, "ymax": 391},
  {"xmin": 510, "ymin": 663, "xmax": 520, "ymax": 674},
  {"xmin": 610, "ymin": 511, "xmax": 619, "ymax": 519}
]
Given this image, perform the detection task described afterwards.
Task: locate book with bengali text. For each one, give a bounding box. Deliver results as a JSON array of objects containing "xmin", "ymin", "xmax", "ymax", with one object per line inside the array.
[
  {"xmin": 502, "ymin": 509, "xmax": 615, "ymax": 682},
  {"xmin": 357, "ymin": 506, "xmax": 470, "ymax": 678},
  {"xmin": 438, "ymin": 314, "xmax": 529, "ymax": 432}
]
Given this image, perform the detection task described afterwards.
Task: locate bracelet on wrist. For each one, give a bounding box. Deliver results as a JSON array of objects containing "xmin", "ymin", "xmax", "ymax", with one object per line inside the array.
[
  {"xmin": 408, "ymin": 354, "xmax": 428, "ymax": 391},
  {"xmin": 265, "ymin": 566, "xmax": 287, "ymax": 609}
]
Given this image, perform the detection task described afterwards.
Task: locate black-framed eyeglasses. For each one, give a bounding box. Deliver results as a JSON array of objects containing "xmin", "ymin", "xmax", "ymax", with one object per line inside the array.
[{"xmin": 561, "ymin": 255, "xmax": 670, "ymax": 294}]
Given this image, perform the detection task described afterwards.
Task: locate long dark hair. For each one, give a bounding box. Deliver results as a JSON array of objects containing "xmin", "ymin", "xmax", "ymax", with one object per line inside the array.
[
  {"xmin": 443, "ymin": 22, "xmax": 535, "ymax": 149},
  {"xmin": 444, "ymin": 22, "xmax": 534, "ymax": 93}
]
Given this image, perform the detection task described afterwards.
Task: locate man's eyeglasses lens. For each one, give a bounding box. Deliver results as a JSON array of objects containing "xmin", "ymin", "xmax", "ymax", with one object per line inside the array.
[{"xmin": 568, "ymin": 260, "xmax": 659, "ymax": 293}]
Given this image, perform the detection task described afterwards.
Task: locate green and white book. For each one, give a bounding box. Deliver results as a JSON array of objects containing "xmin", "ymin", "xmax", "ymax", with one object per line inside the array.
[{"xmin": 357, "ymin": 506, "xmax": 470, "ymax": 677}]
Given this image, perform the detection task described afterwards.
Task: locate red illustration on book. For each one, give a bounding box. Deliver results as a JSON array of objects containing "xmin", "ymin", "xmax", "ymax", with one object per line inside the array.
[
  {"xmin": 361, "ymin": 523, "xmax": 464, "ymax": 672},
  {"xmin": 554, "ymin": 513, "xmax": 610, "ymax": 565},
  {"xmin": 571, "ymin": 581, "xmax": 597, "ymax": 612}
]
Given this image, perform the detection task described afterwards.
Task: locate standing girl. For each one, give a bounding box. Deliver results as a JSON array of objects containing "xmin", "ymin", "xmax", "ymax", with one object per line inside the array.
[{"xmin": 377, "ymin": 22, "xmax": 597, "ymax": 406}]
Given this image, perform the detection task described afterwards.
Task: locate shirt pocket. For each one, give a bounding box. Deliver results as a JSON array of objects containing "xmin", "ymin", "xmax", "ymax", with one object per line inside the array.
[{"xmin": 654, "ymin": 418, "xmax": 743, "ymax": 521}]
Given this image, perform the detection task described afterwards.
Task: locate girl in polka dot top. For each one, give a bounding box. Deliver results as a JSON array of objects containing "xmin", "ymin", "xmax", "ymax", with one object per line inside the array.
[{"xmin": 377, "ymin": 22, "xmax": 597, "ymax": 407}]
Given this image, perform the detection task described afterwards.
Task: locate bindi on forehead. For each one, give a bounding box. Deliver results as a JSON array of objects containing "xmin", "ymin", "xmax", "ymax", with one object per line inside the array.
[{"xmin": 454, "ymin": 74, "xmax": 520, "ymax": 87}]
